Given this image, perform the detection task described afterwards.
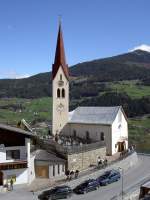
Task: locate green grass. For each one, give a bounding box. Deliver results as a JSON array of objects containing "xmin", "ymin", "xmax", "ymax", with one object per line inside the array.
[
  {"xmin": 0, "ymin": 97, "xmax": 52, "ymax": 125},
  {"xmin": 0, "ymin": 97, "xmax": 150, "ymax": 153},
  {"xmin": 129, "ymin": 117, "xmax": 150, "ymax": 153},
  {"xmin": 111, "ymin": 80, "xmax": 150, "ymax": 98}
]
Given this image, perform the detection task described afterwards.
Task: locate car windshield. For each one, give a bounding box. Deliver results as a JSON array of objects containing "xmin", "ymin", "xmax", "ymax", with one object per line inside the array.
[
  {"xmin": 43, "ymin": 189, "xmax": 55, "ymax": 195},
  {"xmin": 104, "ymin": 171, "xmax": 111, "ymax": 176},
  {"xmin": 80, "ymin": 182, "xmax": 88, "ymax": 187},
  {"xmin": 100, "ymin": 175, "xmax": 107, "ymax": 179}
]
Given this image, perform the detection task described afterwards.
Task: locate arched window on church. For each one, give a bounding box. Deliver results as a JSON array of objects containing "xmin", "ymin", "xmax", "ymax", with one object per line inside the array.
[
  {"xmin": 60, "ymin": 74, "xmax": 62, "ymax": 80},
  {"xmin": 57, "ymin": 88, "xmax": 60, "ymax": 98},
  {"xmin": 86, "ymin": 131, "xmax": 90, "ymax": 140},
  {"xmin": 100, "ymin": 132, "xmax": 105, "ymax": 141},
  {"xmin": 62, "ymin": 88, "xmax": 65, "ymax": 98},
  {"xmin": 73, "ymin": 130, "xmax": 77, "ymax": 138}
]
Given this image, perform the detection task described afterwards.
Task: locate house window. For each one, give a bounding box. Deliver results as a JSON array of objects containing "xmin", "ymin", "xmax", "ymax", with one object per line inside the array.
[
  {"xmin": 86, "ymin": 131, "xmax": 90, "ymax": 140},
  {"xmin": 53, "ymin": 165, "xmax": 55, "ymax": 176},
  {"xmin": 62, "ymin": 165, "xmax": 65, "ymax": 172},
  {"xmin": 73, "ymin": 130, "xmax": 77, "ymax": 138},
  {"xmin": 62, "ymin": 88, "xmax": 65, "ymax": 98},
  {"xmin": 58, "ymin": 164, "xmax": 60, "ymax": 174},
  {"xmin": 100, "ymin": 132, "xmax": 105, "ymax": 141},
  {"xmin": 6, "ymin": 150, "xmax": 20, "ymax": 160},
  {"xmin": 57, "ymin": 89, "xmax": 60, "ymax": 98}
]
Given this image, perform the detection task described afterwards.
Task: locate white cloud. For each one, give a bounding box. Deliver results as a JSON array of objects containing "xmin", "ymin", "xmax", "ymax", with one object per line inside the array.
[
  {"xmin": 129, "ymin": 44, "xmax": 150, "ymax": 52},
  {"xmin": 0, "ymin": 69, "xmax": 30, "ymax": 79}
]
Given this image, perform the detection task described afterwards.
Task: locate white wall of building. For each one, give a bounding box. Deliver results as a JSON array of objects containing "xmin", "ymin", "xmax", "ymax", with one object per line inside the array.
[
  {"xmin": 111, "ymin": 109, "xmax": 128, "ymax": 155},
  {"xmin": 0, "ymin": 146, "xmax": 27, "ymax": 163},
  {"xmin": 0, "ymin": 137, "xmax": 36, "ymax": 185},
  {"xmin": 35, "ymin": 161, "xmax": 65, "ymax": 179},
  {"xmin": 28, "ymin": 154, "xmax": 36, "ymax": 184},
  {"xmin": 49, "ymin": 164, "xmax": 65, "ymax": 178},
  {"xmin": 63, "ymin": 123, "xmax": 111, "ymax": 155},
  {"xmin": 62, "ymin": 108, "xmax": 128, "ymax": 156},
  {"xmin": 2, "ymin": 168, "xmax": 28, "ymax": 185},
  {"xmin": 52, "ymin": 66, "xmax": 69, "ymax": 135}
]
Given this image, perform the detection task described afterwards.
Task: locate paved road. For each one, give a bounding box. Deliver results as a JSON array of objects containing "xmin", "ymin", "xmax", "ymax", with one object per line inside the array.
[{"xmin": 0, "ymin": 154, "xmax": 150, "ymax": 200}]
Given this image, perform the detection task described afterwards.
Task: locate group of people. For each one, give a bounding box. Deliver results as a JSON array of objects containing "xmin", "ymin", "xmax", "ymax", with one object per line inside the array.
[
  {"xmin": 3, "ymin": 178, "xmax": 14, "ymax": 191},
  {"xmin": 65, "ymin": 170, "xmax": 80, "ymax": 180},
  {"xmin": 120, "ymin": 144, "xmax": 135, "ymax": 158},
  {"xmin": 97, "ymin": 156, "xmax": 108, "ymax": 168}
]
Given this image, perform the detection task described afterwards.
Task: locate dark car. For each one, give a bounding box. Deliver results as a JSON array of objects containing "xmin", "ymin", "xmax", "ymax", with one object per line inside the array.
[
  {"xmin": 73, "ymin": 179, "xmax": 99, "ymax": 194},
  {"xmin": 38, "ymin": 185, "xmax": 73, "ymax": 200},
  {"xmin": 97, "ymin": 170, "xmax": 121, "ymax": 186}
]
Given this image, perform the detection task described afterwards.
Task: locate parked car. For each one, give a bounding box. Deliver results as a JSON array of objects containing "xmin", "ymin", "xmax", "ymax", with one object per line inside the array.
[
  {"xmin": 38, "ymin": 185, "xmax": 73, "ymax": 200},
  {"xmin": 73, "ymin": 179, "xmax": 99, "ymax": 194},
  {"xmin": 97, "ymin": 170, "xmax": 121, "ymax": 186}
]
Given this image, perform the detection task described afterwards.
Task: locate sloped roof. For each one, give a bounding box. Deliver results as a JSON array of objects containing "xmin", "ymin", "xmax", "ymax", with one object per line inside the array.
[
  {"xmin": 35, "ymin": 149, "xmax": 66, "ymax": 163},
  {"xmin": 52, "ymin": 23, "xmax": 69, "ymax": 80},
  {"xmin": 69, "ymin": 106, "xmax": 122, "ymax": 125},
  {"xmin": 0, "ymin": 123, "xmax": 34, "ymax": 137}
]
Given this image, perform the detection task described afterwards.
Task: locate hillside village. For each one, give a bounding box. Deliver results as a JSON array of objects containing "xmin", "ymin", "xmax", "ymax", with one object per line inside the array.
[{"xmin": 0, "ymin": 21, "xmax": 150, "ymax": 200}]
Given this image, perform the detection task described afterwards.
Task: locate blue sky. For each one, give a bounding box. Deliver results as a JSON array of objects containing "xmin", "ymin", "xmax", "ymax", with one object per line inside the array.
[{"xmin": 0, "ymin": 0, "xmax": 150, "ymax": 78}]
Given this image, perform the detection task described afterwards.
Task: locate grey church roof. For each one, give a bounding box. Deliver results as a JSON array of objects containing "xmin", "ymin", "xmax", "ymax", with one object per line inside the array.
[{"xmin": 69, "ymin": 106, "xmax": 122, "ymax": 125}]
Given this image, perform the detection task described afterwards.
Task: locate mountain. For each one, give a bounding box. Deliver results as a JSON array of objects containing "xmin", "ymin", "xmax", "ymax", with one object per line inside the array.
[{"xmin": 0, "ymin": 50, "xmax": 150, "ymax": 99}]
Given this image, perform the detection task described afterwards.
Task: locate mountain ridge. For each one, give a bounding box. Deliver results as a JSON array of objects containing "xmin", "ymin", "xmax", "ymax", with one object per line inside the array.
[{"xmin": 0, "ymin": 50, "xmax": 150, "ymax": 98}]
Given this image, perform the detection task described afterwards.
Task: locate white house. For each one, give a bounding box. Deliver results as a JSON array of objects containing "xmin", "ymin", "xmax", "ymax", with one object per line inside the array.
[
  {"xmin": 51, "ymin": 22, "xmax": 128, "ymax": 156},
  {"xmin": 0, "ymin": 124, "xmax": 35, "ymax": 186}
]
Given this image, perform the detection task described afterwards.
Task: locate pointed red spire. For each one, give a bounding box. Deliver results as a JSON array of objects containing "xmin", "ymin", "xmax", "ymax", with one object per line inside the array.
[{"xmin": 52, "ymin": 22, "xmax": 69, "ymax": 80}]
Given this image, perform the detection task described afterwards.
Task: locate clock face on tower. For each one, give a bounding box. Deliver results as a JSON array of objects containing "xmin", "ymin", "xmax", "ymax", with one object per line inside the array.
[{"xmin": 56, "ymin": 103, "xmax": 65, "ymax": 113}]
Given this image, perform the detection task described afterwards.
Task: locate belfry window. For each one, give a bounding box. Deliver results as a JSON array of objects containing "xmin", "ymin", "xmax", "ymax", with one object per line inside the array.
[
  {"xmin": 57, "ymin": 89, "xmax": 60, "ymax": 98},
  {"xmin": 62, "ymin": 88, "xmax": 65, "ymax": 98}
]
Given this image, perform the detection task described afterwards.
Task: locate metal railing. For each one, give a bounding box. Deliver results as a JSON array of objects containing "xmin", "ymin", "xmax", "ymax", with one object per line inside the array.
[
  {"xmin": 37, "ymin": 139, "xmax": 105, "ymax": 155},
  {"xmin": 56, "ymin": 141, "xmax": 105, "ymax": 154}
]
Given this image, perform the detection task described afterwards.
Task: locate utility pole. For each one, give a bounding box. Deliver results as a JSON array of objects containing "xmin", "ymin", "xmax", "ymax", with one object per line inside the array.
[{"xmin": 119, "ymin": 167, "xmax": 124, "ymax": 200}]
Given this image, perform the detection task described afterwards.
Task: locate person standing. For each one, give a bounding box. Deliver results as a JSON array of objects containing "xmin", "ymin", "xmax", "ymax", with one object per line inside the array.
[{"xmin": 10, "ymin": 178, "xmax": 14, "ymax": 191}]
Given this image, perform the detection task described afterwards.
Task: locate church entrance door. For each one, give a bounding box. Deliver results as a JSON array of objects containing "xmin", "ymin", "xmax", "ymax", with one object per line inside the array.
[
  {"xmin": 118, "ymin": 141, "xmax": 126, "ymax": 152},
  {"xmin": 0, "ymin": 171, "xmax": 3, "ymax": 186}
]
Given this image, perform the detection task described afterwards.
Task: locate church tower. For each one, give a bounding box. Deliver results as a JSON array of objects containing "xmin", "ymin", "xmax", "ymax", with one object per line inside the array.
[{"xmin": 52, "ymin": 22, "xmax": 69, "ymax": 136}]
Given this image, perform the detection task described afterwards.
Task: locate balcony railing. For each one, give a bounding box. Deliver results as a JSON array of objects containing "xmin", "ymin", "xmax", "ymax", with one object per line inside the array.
[{"xmin": 0, "ymin": 160, "xmax": 27, "ymax": 170}]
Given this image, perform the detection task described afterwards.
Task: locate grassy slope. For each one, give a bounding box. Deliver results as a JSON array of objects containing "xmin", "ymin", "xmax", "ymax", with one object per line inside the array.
[
  {"xmin": 0, "ymin": 97, "xmax": 52, "ymax": 125},
  {"xmin": 111, "ymin": 80, "xmax": 150, "ymax": 98},
  {"xmin": 129, "ymin": 117, "xmax": 150, "ymax": 153}
]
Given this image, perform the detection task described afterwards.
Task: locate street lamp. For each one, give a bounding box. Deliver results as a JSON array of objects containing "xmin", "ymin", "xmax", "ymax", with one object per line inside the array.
[{"xmin": 118, "ymin": 167, "xmax": 124, "ymax": 200}]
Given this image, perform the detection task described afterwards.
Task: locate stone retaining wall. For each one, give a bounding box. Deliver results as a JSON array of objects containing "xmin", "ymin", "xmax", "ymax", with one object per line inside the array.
[
  {"xmin": 65, "ymin": 152, "xmax": 138, "ymax": 189},
  {"xmin": 67, "ymin": 147, "xmax": 106, "ymax": 171}
]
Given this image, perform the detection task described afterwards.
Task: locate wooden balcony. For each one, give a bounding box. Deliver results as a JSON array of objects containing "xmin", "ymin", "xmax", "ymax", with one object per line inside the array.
[{"xmin": 0, "ymin": 160, "xmax": 27, "ymax": 170}]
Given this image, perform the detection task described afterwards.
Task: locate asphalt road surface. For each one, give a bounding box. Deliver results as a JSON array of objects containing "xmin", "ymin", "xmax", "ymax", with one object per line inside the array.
[{"xmin": 1, "ymin": 154, "xmax": 150, "ymax": 200}]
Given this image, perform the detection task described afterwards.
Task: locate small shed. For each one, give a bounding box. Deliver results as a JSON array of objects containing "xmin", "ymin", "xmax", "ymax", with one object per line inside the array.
[{"xmin": 35, "ymin": 150, "xmax": 66, "ymax": 179}]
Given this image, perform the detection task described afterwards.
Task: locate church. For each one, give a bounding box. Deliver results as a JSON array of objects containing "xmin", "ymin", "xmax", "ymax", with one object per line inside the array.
[{"xmin": 51, "ymin": 22, "xmax": 128, "ymax": 156}]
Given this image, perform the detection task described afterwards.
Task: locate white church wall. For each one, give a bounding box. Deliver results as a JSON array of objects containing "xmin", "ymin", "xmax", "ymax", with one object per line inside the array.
[
  {"xmin": 63, "ymin": 123, "xmax": 111, "ymax": 154},
  {"xmin": 111, "ymin": 109, "xmax": 128, "ymax": 155},
  {"xmin": 52, "ymin": 66, "xmax": 69, "ymax": 135}
]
